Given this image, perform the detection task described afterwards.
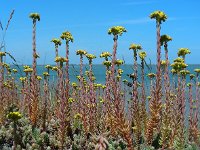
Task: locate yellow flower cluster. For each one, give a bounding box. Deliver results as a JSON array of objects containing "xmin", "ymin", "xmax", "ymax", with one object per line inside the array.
[
  {"xmin": 103, "ymin": 61, "xmax": 111, "ymax": 67},
  {"xmin": 100, "ymin": 52, "xmax": 112, "ymax": 58},
  {"xmin": 76, "ymin": 50, "xmax": 87, "ymax": 55},
  {"xmin": 129, "ymin": 44, "xmax": 142, "ymax": 51},
  {"xmin": 150, "ymin": 10, "xmax": 167, "ymax": 23},
  {"xmin": 139, "ymin": 51, "xmax": 147, "ymax": 60},
  {"xmin": 0, "ymin": 52, "xmax": 6, "ymax": 57},
  {"xmin": 12, "ymin": 69, "xmax": 18, "ymax": 74},
  {"xmin": 60, "ymin": 31, "xmax": 74, "ymax": 42},
  {"xmin": 194, "ymin": 69, "xmax": 200, "ymax": 73},
  {"xmin": 115, "ymin": 59, "xmax": 124, "ymax": 66},
  {"xmin": 161, "ymin": 60, "xmax": 167, "ymax": 66},
  {"xmin": 71, "ymin": 82, "xmax": 78, "ymax": 88},
  {"xmin": 180, "ymin": 70, "xmax": 190, "ymax": 77},
  {"xmin": 20, "ymin": 77, "xmax": 27, "ymax": 83},
  {"xmin": 147, "ymin": 73, "xmax": 156, "ymax": 78},
  {"xmin": 37, "ymin": 76, "xmax": 42, "ymax": 81},
  {"xmin": 29, "ymin": 13, "xmax": 40, "ymax": 21},
  {"xmin": 160, "ymin": 34, "xmax": 172, "ymax": 46},
  {"xmin": 4, "ymin": 81, "xmax": 12, "ymax": 88},
  {"xmin": 43, "ymin": 72, "xmax": 49, "ymax": 77},
  {"xmin": 118, "ymin": 69, "xmax": 123, "ymax": 75},
  {"xmin": 7, "ymin": 111, "xmax": 22, "ymax": 121},
  {"xmin": 74, "ymin": 113, "xmax": 82, "ymax": 119},
  {"xmin": 52, "ymin": 66, "xmax": 58, "ymax": 71},
  {"xmin": 51, "ymin": 38, "xmax": 62, "ymax": 46},
  {"xmin": 177, "ymin": 48, "xmax": 191, "ymax": 57},
  {"xmin": 171, "ymin": 57, "xmax": 188, "ymax": 72},
  {"xmin": 86, "ymin": 54, "xmax": 96, "ymax": 60},
  {"xmin": 24, "ymin": 68, "xmax": 33, "ymax": 73},
  {"xmin": 55, "ymin": 56, "xmax": 67, "ymax": 63},
  {"xmin": 108, "ymin": 26, "xmax": 127, "ymax": 36},
  {"xmin": 45, "ymin": 65, "xmax": 52, "ymax": 70}
]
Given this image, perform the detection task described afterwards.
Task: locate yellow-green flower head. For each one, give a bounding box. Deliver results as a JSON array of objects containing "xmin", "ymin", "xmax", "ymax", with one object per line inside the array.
[
  {"xmin": 85, "ymin": 71, "xmax": 89, "ymax": 76},
  {"xmin": 3, "ymin": 82, "xmax": 10, "ymax": 88},
  {"xmin": 60, "ymin": 31, "xmax": 73, "ymax": 42},
  {"xmin": 92, "ymin": 76, "xmax": 96, "ymax": 81},
  {"xmin": 100, "ymin": 52, "xmax": 112, "ymax": 58},
  {"xmin": 147, "ymin": 96, "xmax": 151, "ymax": 100},
  {"xmin": 55, "ymin": 56, "xmax": 67, "ymax": 63},
  {"xmin": 194, "ymin": 69, "xmax": 200, "ymax": 73},
  {"xmin": 43, "ymin": 72, "xmax": 49, "ymax": 77},
  {"xmin": 76, "ymin": 75, "xmax": 81, "ymax": 80},
  {"xmin": 20, "ymin": 77, "xmax": 27, "ymax": 83},
  {"xmin": 52, "ymin": 66, "xmax": 58, "ymax": 71},
  {"xmin": 86, "ymin": 54, "xmax": 96, "ymax": 60},
  {"xmin": 116, "ymin": 75, "xmax": 121, "ymax": 80},
  {"xmin": 99, "ymin": 97, "xmax": 105, "ymax": 103},
  {"xmin": 103, "ymin": 61, "xmax": 111, "ymax": 67},
  {"xmin": 173, "ymin": 57, "xmax": 184, "ymax": 63},
  {"xmin": 29, "ymin": 13, "xmax": 40, "ymax": 21},
  {"xmin": 108, "ymin": 26, "xmax": 127, "ymax": 36},
  {"xmin": 96, "ymin": 84, "xmax": 102, "ymax": 87},
  {"xmin": 7, "ymin": 111, "xmax": 22, "ymax": 121},
  {"xmin": 23, "ymin": 65, "xmax": 30, "ymax": 69},
  {"xmin": 147, "ymin": 73, "xmax": 156, "ymax": 78},
  {"xmin": 161, "ymin": 60, "xmax": 167, "ymax": 66},
  {"xmin": 170, "ymin": 61, "xmax": 188, "ymax": 72},
  {"xmin": 68, "ymin": 97, "xmax": 74, "ymax": 103},
  {"xmin": 198, "ymin": 82, "xmax": 200, "ymax": 86},
  {"xmin": 177, "ymin": 48, "xmax": 191, "ymax": 57},
  {"xmin": 24, "ymin": 68, "xmax": 33, "ymax": 73},
  {"xmin": 51, "ymin": 38, "xmax": 62, "ymax": 46},
  {"xmin": 150, "ymin": 10, "xmax": 167, "ymax": 23},
  {"xmin": 129, "ymin": 43, "xmax": 142, "ymax": 51},
  {"xmin": 76, "ymin": 49, "xmax": 87, "ymax": 55},
  {"xmin": 115, "ymin": 59, "xmax": 124, "ymax": 66},
  {"xmin": 171, "ymin": 69, "xmax": 177, "ymax": 74},
  {"xmin": 190, "ymin": 74, "xmax": 195, "ymax": 79},
  {"xmin": 160, "ymin": 34, "xmax": 172, "ymax": 46},
  {"xmin": 187, "ymin": 83, "xmax": 192, "ymax": 87},
  {"xmin": 122, "ymin": 79, "xmax": 128, "ymax": 83},
  {"xmin": 0, "ymin": 52, "xmax": 6, "ymax": 57},
  {"xmin": 37, "ymin": 75, "xmax": 42, "ymax": 81},
  {"xmin": 180, "ymin": 70, "xmax": 190, "ymax": 76},
  {"xmin": 139, "ymin": 51, "xmax": 147, "ymax": 60},
  {"xmin": 12, "ymin": 69, "xmax": 18, "ymax": 74},
  {"xmin": 3, "ymin": 63, "xmax": 10, "ymax": 68},
  {"xmin": 72, "ymin": 82, "xmax": 78, "ymax": 88},
  {"xmin": 74, "ymin": 113, "xmax": 82, "ymax": 119},
  {"xmin": 45, "ymin": 65, "xmax": 52, "ymax": 70},
  {"xmin": 101, "ymin": 85, "xmax": 106, "ymax": 89},
  {"xmin": 118, "ymin": 69, "xmax": 123, "ymax": 75}
]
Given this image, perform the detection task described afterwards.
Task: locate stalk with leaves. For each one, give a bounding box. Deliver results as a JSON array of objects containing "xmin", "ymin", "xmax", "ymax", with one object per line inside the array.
[
  {"xmin": 29, "ymin": 13, "xmax": 40, "ymax": 128},
  {"xmin": 146, "ymin": 11, "xmax": 167, "ymax": 145}
]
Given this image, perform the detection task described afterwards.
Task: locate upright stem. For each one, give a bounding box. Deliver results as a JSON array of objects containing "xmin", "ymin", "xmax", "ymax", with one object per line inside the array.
[
  {"xmin": 30, "ymin": 19, "xmax": 39, "ymax": 128},
  {"xmin": 65, "ymin": 41, "xmax": 69, "ymax": 100}
]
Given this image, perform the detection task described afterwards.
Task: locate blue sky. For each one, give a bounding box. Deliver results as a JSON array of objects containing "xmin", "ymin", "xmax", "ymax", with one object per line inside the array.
[{"xmin": 1, "ymin": 0, "xmax": 200, "ymax": 65}]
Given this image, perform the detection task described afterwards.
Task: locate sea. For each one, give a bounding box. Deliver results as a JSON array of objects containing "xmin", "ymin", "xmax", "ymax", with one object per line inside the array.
[{"xmin": 11, "ymin": 64, "xmax": 200, "ymax": 85}]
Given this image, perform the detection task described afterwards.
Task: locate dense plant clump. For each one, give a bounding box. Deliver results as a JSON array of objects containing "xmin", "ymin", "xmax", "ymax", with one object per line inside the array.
[{"xmin": 0, "ymin": 10, "xmax": 200, "ymax": 150}]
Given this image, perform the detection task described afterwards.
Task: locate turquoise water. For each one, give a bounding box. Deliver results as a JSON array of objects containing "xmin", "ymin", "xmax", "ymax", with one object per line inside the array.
[{"xmin": 12, "ymin": 64, "xmax": 200, "ymax": 84}]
